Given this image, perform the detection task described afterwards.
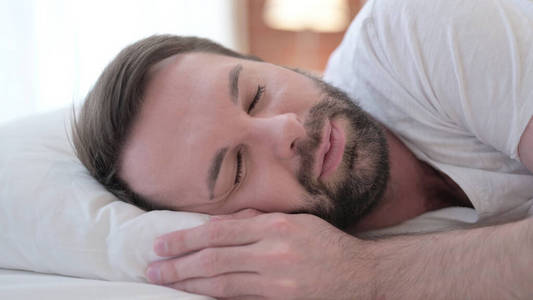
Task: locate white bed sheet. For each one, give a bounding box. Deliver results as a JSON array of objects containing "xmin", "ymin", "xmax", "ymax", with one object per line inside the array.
[{"xmin": 0, "ymin": 268, "xmax": 213, "ymax": 300}]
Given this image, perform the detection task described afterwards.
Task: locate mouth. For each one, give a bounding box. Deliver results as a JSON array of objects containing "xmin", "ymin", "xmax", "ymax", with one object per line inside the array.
[{"xmin": 316, "ymin": 119, "xmax": 346, "ymax": 181}]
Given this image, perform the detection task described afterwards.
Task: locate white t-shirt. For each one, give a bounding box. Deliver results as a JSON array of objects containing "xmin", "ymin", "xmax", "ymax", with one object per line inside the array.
[{"xmin": 324, "ymin": 0, "xmax": 533, "ymax": 236}]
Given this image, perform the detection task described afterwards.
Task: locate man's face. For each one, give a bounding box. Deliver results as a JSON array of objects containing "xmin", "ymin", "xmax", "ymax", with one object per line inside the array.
[{"xmin": 119, "ymin": 52, "xmax": 389, "ymax": 229}]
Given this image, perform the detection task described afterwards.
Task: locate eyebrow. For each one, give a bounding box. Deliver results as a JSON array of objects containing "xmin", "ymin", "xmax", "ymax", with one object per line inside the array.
[
  {"xmin": 229, "ymin": 64, "xmax": 243, "ymax": 104},
  {"xmin": 207, "ymin": 147, "xmax": 228, "ymax": 200}
]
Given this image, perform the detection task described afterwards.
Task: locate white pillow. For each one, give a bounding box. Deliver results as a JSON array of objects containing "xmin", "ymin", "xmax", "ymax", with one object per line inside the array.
[{"xmin": 0, "ymin": 108, "xmax": 209, "ymax": 281}]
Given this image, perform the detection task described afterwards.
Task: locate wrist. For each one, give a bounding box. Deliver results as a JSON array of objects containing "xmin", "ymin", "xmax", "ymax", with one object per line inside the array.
[
  {"xmin": 364, "ymin": 238, "xmax": 389, "ymax": 300},
  {"xmin": 344, "ymin": 237, "xmax": 380, "ymax": 300},
  {"xmin": 365, "ymin": 234, "xmax": 430, "ymax": 299}
]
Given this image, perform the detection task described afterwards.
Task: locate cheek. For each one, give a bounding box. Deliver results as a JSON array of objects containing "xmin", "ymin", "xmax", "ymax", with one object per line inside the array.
[
  {"xmin": 234, "ymin": 170, "xmax": 306, "ymax": 213},
  {"xmin": 281, "ymin": 95, "xmax": 317, "ymax": 116},
  {"xmin": 265, "ymin": 86, "xmax": 318, "ymax": 116}
]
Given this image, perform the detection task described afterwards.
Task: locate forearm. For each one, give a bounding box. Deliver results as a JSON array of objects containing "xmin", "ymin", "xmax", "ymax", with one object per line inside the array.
[{"xmin": 369, "ymin": 218, "xmax": 533, "ymax": 299}]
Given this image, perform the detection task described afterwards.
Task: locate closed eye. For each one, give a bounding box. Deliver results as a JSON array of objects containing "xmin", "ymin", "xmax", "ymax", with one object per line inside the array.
[
  {"xmin": 235, "ymin": 150, "xmax": 244, "ymax": 185},
  {"xmin": 233, "ymin": 85, "xmax": 264, "ymax": 191},
  {"xmin": 247, "ymin": 85, "xmax": 265, "ymax": 114}
]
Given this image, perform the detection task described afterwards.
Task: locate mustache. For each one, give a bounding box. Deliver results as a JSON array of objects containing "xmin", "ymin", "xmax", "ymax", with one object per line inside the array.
[{"xmin": 294, "ymin": 98, "xmax": 351, "ymax": 195}]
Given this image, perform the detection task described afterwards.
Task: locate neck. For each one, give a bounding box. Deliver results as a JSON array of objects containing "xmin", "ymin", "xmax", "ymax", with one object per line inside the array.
[{"xmin": 348, "ymin": 128, "xmax": 453, "ymax": 234}]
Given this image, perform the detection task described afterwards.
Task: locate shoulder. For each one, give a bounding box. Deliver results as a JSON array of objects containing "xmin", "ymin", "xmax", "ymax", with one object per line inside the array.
[
  {"xmin": 368, "ymin": 0, "xmax": 491, "ymax": 20},
  {"xmin": 367, "ymin": 0, "xmax": 533, "ymax": 35},
  {"xmin": 364, "ymin": 0, "xmax": 522, "ymax": 41}
]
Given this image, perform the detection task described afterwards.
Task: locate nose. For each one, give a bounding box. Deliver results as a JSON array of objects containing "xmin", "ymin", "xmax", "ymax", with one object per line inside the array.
[{"xmin": 248, "ymin": 113, "xmax": 306, "ymax": 160}]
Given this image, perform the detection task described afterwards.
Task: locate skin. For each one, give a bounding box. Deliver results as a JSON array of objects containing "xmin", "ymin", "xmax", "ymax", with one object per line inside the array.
[
  {"xmin": 120, "ymin": 52, "xmax": 466, "ymax": 231},
  {"xmin": 120, "ymin": 52, "xmax": 533, "ymax": 299},
  {"xmin": 121, "ymin": 51, "xmax": 395, "ymax": 230},
  {"xmin": 120, "ymin": 52, "xmax": 338, "ymax": 216}
]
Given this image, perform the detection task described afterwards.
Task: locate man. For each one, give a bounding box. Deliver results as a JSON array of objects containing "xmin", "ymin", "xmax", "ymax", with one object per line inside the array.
[{"xmin": 72, "ymin": 0, "xmax": 533, "ymax": 298}]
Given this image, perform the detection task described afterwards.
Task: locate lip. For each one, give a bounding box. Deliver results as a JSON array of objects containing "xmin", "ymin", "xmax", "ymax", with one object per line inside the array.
[{"xmin": 316, "ymin": 119, "xmax": 346, "ymax": 180}]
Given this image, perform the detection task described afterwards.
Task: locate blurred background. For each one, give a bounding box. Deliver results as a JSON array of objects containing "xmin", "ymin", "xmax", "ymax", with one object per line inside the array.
[{"xmin": 0, "ymin": 0, "xmax": 364, "ymax": 124}]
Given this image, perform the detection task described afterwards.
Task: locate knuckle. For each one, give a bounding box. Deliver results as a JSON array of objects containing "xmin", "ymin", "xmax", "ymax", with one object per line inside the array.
[
  {"xmin": 212, "ymin": 276, "xmax": 232, "ymax": 296},
  {"xmin": 197, "ymin": 249, "xmax": 218, "ymax": 275},
  {"xmin": 267, "ymin": 214, "xmax": 293, "ymax": 234},
  {"xmin": 169, "ymin": 233, "xmax": 186, "ymax": 253},
  {"xmin": 242, "ymin": 208, "xmax": 261, "ymax": 217},
  {"xmin": 259, "ymin": 241, "xmax": 298, "ymax": 265},
  {"xmin": 153, "ymin": 260, "xmax": 179, "ymax": 283},
  {"xmin": 205, "ymin": 222, "xmax": 222, "ymax": 245},
  {"xmin": 159, "ymin": 232, "xmax": 185, "ymax": 255},
  {"xmin": 275, "ymin": 278, "xmax": 300, "ymax": 298},
  {"xmin": 274, "ymin": 243, "xmax": 298, "ymax": 263}
]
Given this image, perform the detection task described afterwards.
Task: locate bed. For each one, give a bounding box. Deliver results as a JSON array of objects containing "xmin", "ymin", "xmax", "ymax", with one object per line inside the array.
[
  {"xmin": 3, "ymin": 107, "xmax": 528, "ymax": 299},
  {"xmin": 0, "ymin": 268, "xmax": 210, "ymax": 300}
]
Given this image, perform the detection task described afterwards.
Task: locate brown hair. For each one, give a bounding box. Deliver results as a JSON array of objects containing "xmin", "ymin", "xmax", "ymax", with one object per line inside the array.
[{"xmin": 71, "ymin": 35, "xmax": 259, "ymax": 210}]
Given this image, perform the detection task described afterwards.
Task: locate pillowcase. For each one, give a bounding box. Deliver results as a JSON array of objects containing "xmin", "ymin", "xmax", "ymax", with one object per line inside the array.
[{"xmin": 0, "ymin": 108, "xmax": 209, "ymax": 281}]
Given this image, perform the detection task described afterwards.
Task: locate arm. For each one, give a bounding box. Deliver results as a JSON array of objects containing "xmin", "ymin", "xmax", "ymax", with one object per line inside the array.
[
  {"xmin": 146, "ymin": 210, "xmax": 533, "ymax": 299},
  {"xmin": 372, "ymin": 217, "xmax": 533, "ymax": 299}
]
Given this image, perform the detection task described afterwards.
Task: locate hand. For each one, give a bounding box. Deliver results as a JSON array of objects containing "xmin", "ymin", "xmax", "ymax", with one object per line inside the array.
[{"xmin": 146, "ymin": 209, "xmax": 375, "ymax": 299}]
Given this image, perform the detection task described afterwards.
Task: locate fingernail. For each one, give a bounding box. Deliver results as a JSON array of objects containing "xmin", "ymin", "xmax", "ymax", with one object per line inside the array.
[
  {"xmin": 154, "ymin": 239, "xmax": 168, "ymax": 255},
  {"xmin": 147, "ymin": 267, "xmax": 161, "ymax": 283}
]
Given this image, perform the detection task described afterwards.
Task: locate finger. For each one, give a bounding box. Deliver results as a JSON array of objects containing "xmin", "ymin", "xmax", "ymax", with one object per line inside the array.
[
  {"xmin": 210, "ymin": 208, "xmax": 264, "ymax": 221},
  {"xmin": 169, "ymin": 272, "xmax": 264, "ymax": 299},
  {"xmin": 147, "ymin": 246, "xmax": 258, "ymax": 283},
  {"xmin": 154, "ymin": 218, "xmax": 262, "ymax": 257},
  {"xmin": 221, "ymin": 296, "xmax": 265, "ymax": 300}
]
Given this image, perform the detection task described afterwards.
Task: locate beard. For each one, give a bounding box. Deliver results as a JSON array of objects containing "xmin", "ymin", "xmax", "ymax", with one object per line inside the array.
[{"xmin": 292, "ymin": 76, "xmax": 390, "ymax": 230}]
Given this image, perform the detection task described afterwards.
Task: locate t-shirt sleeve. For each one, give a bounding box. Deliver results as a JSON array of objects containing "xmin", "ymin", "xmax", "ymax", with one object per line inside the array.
[{"xmin": 325, "ymin": 0, "xmax": 533, "ymax": 161}]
